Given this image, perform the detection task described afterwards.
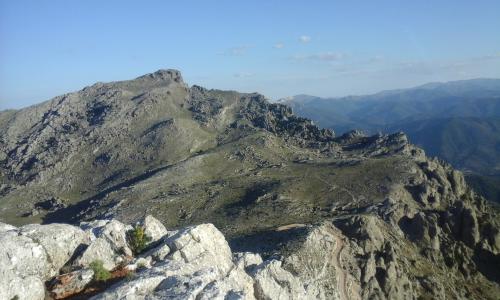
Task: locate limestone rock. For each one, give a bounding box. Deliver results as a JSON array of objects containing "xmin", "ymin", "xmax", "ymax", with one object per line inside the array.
[
  {"xmin": 234, "ymin": 252, "xmax": 263, "ymax": 271},
  {"xmin": 0, "ymin": 274, "xmax": 45, "ymax": 300},
  {"xmin": 76, "ymin": 237, "xmax": 122, "ymax": 270},
  {"xmin": 0, "ymin": 222, "xmax": 16, "ymax": 233},
  {"xmin": 19, "ymin": 223, "xmax": 89, "ymax": 277},
  {"xmin": 140, "ymin": 215, "xmax": 168, "ymax": 243},
  {"xmin": 253, "ymin": 260, "xmax": 308, "ymax": 300},
  {"xmin": 90, "ymin": 271, "xmax": 167, "ymax": 300},
  {"xmin": 195, "ymin": 267, "xmax": 255, "ymax": 300},
  {"xmin": 164, "ymin": 223, "xmax": 233, "ymax": 275},
  {"xmin": 91, "ymin": 223, "xmax": 253, "ymax": 300},
  {"xmin": 0, "ymin": 230, "xmax": 52, "ymax": 279},
  {"xmin": 140, "ymin": 242, "xmax": 171, "ymax": 262},
  {"xmin": 47, "ymin": 269, "xmax": 94, "ymax": 299},
  {"xmin": 81, "ymin": 219, "xmax": 133, "ymax": 256}
]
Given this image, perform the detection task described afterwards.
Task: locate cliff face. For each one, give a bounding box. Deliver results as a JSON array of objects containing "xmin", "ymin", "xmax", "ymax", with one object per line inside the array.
[{"xmin": 0, "ymin": 70, "xmax": 499, "ymax": 298}]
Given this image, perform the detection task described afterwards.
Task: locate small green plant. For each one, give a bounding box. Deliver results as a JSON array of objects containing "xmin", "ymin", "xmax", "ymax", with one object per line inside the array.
[
  {"xmin": 90, "ymin": 260, "xmax": 111, "ymax": 281},
  {"xmin": 126, "ymin": 225, "xmax": 152, "ymax": 255}
]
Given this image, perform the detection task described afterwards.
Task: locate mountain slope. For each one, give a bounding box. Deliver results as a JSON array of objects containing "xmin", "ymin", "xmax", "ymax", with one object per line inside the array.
[
  {"xmin": 388, "ymin": 117, "xmax": 500, "ymax": 175},
  {"xmin": 1, "ymin": 71, "xmax": 499, "ymax": 299},
  {"xmin": 281, "ymin": 79, "xmax": 500, "ymax": 203}
]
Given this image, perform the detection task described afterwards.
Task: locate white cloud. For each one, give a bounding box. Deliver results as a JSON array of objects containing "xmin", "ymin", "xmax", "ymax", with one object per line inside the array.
[
  {"xmin": 274, "ymin": 43, "xmax": 284, "ymax": 49},
  {"xmin": 218, "ymin": 45, "xmax": 252, "ymax": 56},
  {"xmin": 292, "ymin": 52, "xmax": 346, "ymax": 62},
  {"xmin": 299, "ymin": 35, "xmax": 311, "ymax": 43}
]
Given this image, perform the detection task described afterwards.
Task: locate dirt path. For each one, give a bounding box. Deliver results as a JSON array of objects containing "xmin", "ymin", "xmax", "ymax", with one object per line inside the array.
[
  {"xmin": 275, "ymin": 223, "xmax": 306, "ymax": 231},
  {"xmin": 329, "ymin": 228, "xmax": 361, "ymax": 300}
]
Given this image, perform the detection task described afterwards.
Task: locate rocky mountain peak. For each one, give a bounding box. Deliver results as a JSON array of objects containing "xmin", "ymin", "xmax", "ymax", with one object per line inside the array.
[{"xmin": 135, "ymin": 69, "xmax": 184, "ymax": 84}]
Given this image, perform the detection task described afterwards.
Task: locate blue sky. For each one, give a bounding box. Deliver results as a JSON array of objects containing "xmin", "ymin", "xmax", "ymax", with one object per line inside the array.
[{"xmin": 1, "ymin": 0, "xmax": 500, "ymax": 109}]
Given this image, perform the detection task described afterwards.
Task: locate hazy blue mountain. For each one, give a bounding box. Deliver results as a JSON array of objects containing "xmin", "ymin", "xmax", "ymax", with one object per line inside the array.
[
  {"xmin": 281, "ymin": 79, "xmax": 500, "ymax": 202},
  {"xmin": 386, "ymin": 117, "xmax": 500, "ymax": 175}
]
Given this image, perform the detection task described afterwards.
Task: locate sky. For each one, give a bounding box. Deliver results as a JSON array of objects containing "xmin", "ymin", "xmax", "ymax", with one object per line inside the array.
[{"xmin": 1, "ymin": 1, "xmax": 500, "ymax": 110}]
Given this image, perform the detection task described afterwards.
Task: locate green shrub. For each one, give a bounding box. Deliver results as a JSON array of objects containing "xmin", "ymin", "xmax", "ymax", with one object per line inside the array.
[
  {"xmin": 126, "ymin": 225, "xmax": 152, "ymax": 255},
  {"xmin": 90, "ymin": 260, "xmax": 111, "ymax": 281}
]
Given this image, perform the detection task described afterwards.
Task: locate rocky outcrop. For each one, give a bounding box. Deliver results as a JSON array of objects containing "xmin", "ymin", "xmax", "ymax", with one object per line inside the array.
[
  {"xmin": 0, "ymin": 222, "xmax": 87, "ymax": 300},
  {"xmin": 0, "ymin": 216, "xmax": 330, "ymax": 300},
  {"xmin": 1, "ymin": 200, "xmax": 500, "ymax": 300}
]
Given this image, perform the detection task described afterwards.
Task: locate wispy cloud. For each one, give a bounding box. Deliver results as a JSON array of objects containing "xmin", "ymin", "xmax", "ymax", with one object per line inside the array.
[
  {"xmin": 273, "ymin": 43, "xmax": 284, "ymax": 49},
  {"xmin": 330, "ymin": 52, "xmax": 500, "ymax": 77},
  {"xmin": 292, "ymin": 52, "xmax": 346, "ymax": 62},
  {"xmin": 233, "ymin": 72, "xmax": 254, "ymax": 78},
  {"xmin": 299, "ymin": 35, "xmax": 311, "ymax": 43},
  {"xmin": 218, "ymin": 45, "xmax": 252, "ymax": 56}
]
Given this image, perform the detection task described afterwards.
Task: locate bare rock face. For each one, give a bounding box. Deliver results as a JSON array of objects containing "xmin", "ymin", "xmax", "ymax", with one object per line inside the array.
[
  {"xmin": 75, "ymin": 219, "xmax": 134, "ymax": 270},
  {"xmin": 75, "ymin": 237, "xmax": 121, "ymax": 270},
  {"xmin": 91, "ymin": 222, "xmax": 256, "ymax": 300},
  {"xmin": 163, "ymin": 223, "xmax": 233, "ymax": 274},
  {"xmin": 0, "ymin": 274, "xmax": 45, "ymax": 300},
  {"xmin": 0, "ymin": 223, "xmax": 87, "ymax": 300},
  {"xmin": 0, "ymin": 211, "xmax": 499, "ymax": 299},
  {"xmin": 19, "ymin": 223, "xmax": 89, "ymax": 277},
  {"xmin": 252, "ymin": 260, "xmax": 309, "ymax": 300}
]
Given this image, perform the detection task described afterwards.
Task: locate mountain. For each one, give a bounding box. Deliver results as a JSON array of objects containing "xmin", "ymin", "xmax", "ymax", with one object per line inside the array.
[
  {"xmin": 387, "ymin": 117, "xmax": 500, "ymax": 175},
  {"xmin": 1, "ymin": 71, "xmax": 499, "ymax": 299},
  {"xmin": 281, "ymin": 79, "xmax": 500, "ymax": 203}
]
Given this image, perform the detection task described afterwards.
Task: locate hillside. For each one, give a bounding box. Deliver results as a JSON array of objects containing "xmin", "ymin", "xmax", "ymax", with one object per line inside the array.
[
  {"xmin": 1, "ymin": 71, "xmax": 499, "ymax": 299},
  {"xmin": 281, "ymin": 79, "xmax": 500, "ymax": 203}
]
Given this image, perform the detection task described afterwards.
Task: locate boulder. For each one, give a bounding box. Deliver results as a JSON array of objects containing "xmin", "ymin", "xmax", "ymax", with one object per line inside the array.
[
  {"xmin": 196, "ymin": 266, "xmax": 255, "ymax": 300},
  {"xmin": 140, "ymin": 242, "xmax": 171, "ymax": 262},
  {"xmin": 165, "ymin": 223, "xmax": 233, "ymax": 274},
  {"xmin": 0, "ymin": 223, "xmax": 87, "ymax": 300},
  {"xmin": 152, "ymin": 267, "xmax": 220, "ymax": 299},
  {"xmin": 19, "ymin": 223, "xmax": 89, "ymax": 277},
  {"xmin": 91, "ymin": 223, "xmax": 254, "ymax": 299},
  {"xmin": 76, "ymin": 237, "xmax": 123, "ymax": 270},
  {"xmin": 0, "ymin": 230, "xmax": 52, "ymax": 279},
  {"xmin": 47, "ymin": 269, "xmax": 94, "ymax": 299},
  {"xmin": 253, "ymin": 260, "xmax": 308, "ymax": 300},
  {"xmin": 234, "ymin": 252, "xmax": 263, "ymax": 271},
  {"xmin": 0, "ymin": 273, "xmax": 45, "ymax": 300},
  {"xmin": 81, "ymin": 219, "xmax": 133, "ymax": 256},
  {"xmin": 140, "ymin": 215, "xmax": 168, "ymax": 243},
  {"xmin": 90, "ymin": 271, "xmax": 167, "ymax": 300}
]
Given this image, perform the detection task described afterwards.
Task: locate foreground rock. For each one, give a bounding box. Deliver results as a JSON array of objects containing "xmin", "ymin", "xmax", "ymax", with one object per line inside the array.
[
  {"xmin": 0, "ymin": 216, "xmax": 319, "ymax": 300},
  {"xmin": 1, "ymin": 204, "xmax": 499, "ymax": 300},
  {"xmin": 47, "ymin": 269, "xmax": 94, "ymax": 299}
]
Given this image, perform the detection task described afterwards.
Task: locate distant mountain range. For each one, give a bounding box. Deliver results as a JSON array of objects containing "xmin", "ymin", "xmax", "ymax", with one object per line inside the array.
[{"xmin": 280, "ymin": 78, "xmax": 500, "ymax": 203}]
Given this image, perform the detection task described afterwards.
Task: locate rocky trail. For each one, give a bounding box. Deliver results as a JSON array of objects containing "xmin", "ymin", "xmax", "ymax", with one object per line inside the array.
[{"xmin": 329, "ymin": 227, "xmax": 360, "ymax": 300}]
